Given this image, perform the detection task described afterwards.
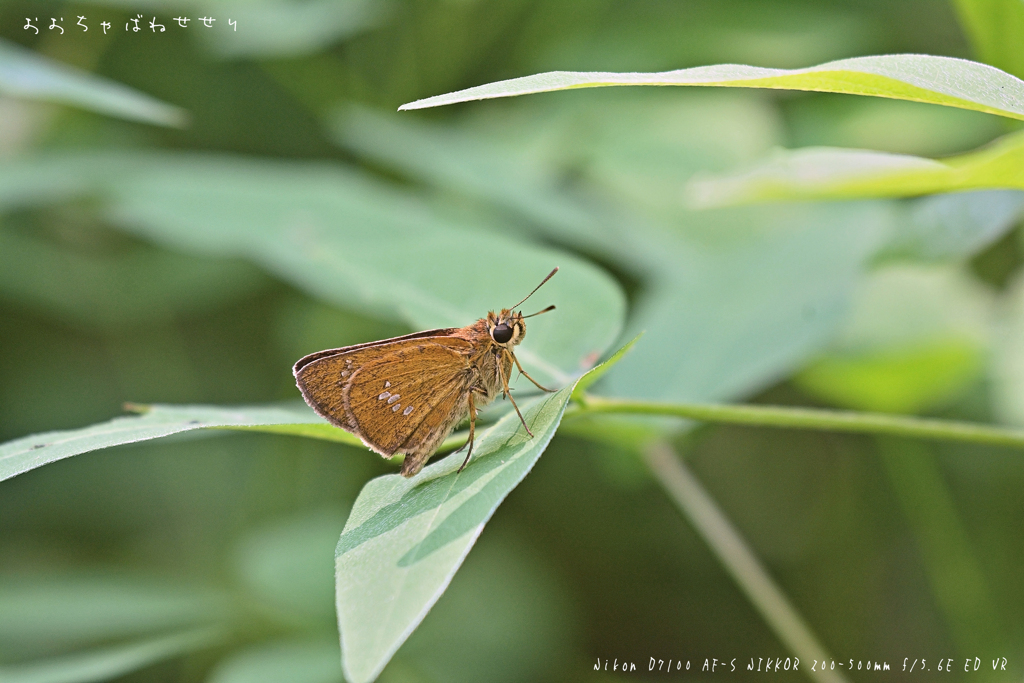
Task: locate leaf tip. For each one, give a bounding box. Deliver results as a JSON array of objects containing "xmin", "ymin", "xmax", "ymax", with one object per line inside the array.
[{"xmin": 571, "ymin": 332, "xmax": 643, "ymax": 398}]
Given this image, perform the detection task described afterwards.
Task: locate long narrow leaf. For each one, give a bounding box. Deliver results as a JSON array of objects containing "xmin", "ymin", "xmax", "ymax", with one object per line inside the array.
[
  {"xmin": 0, "ymin": 574, "xmax": 229, "ymax": 649},
  {"xmin": 686, "ymin": 131, "xmax": 1024, "ymax": 206},
  {"xmin": 0, "ymin": 40, "xmax": 186, "ymax": 127},
  {"xmin": 0, "ymin": 403, "xmax": 356, "ymax": 484},
  {"xmin": 399, "ymin": 54, "xmax": 1024, "ymax": 121},
  {"xmin": 0, "ymin": 627, "xmax": 222, "ymax": 683}
]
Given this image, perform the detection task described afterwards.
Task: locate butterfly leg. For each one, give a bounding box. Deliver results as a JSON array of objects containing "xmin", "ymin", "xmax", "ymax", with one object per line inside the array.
[
  {"xmin": 510, "ymin": 351, "xmax": 554, "ymax": 392},
  {"xmin": 495, "ymin": 351, "xmax": 510, "ymax": 400},
  {"xmin": 457, "ymin": 393, "xmax": 477, "ymax": 473},
  {"xmin": 496, "ymin": 355, "xmax": 535, "ymax": 438}
]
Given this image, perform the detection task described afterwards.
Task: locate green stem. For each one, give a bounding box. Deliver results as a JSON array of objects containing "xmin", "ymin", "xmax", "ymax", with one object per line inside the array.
[{"xmin": 574, "ymin": 394, "xmax": 1024, "ymax": 449}]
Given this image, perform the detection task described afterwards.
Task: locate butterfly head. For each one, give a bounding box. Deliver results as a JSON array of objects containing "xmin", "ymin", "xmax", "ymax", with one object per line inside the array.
[{"xmin": 487, "ymin": 308, "xmax": 525, "ymax": 348}]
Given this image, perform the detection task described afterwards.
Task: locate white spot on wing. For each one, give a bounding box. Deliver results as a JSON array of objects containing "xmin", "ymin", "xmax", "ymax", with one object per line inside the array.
[
  {"xmin": 392, "ymin": 403, "xmax": 401, "ymax": 412},
  {"xmin": 384, "ymin": 381, "xmax": 391, "ymax": 388},
  {"xmin": 378, "ymin": 391, "xmax": 390, "ymax": 400},
  {"xmin": 403, "ymin": 405, "xmax": 414, "ymax": 416},
  {"xmin": 387, "ymin": 394, "xmax": 401, "ymax": 404}
]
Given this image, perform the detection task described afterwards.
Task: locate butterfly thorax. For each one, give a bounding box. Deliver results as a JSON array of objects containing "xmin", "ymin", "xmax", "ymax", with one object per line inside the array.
[{"xmin": 452, "ymin": 308, "xmax": 525, "ymax": 404}]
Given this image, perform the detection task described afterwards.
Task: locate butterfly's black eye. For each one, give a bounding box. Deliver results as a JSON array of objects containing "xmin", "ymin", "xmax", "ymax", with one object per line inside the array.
[{"xmin": 492, "ymin": 323, "xmax": 514, "ymax": 344}]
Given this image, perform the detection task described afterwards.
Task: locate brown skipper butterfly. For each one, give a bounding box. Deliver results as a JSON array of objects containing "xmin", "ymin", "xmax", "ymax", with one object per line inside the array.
[{"xmin": 293, "ymin": 268, "xmax": 558, "ymax": 477}]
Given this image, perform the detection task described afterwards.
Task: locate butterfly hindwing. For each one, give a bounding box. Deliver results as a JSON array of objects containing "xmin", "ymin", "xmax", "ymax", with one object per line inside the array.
[{"xmin": 293, "ymin": 353, "xmax": 357, "ymax": 431}]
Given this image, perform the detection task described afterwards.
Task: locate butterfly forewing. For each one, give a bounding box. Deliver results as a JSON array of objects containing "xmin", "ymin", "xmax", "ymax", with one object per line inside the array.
[
  {"xmin": 295, "ymin": 337, "xmax": 476, "ymax": 461},
  {"xmin": 292, "ymin": 327, "xmax": 459, "ymax": 374}
]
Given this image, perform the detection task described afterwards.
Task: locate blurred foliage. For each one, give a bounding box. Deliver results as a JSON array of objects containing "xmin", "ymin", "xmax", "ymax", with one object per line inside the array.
[{"xmin": 2, "ymin": 1, "xmax": 1024, "ymax": 682}]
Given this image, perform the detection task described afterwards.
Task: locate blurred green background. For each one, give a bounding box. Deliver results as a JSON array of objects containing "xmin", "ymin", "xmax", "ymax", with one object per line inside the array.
[{"xmin": 2, "ymin": 0, "xmax": 1024, "ymax": 681}]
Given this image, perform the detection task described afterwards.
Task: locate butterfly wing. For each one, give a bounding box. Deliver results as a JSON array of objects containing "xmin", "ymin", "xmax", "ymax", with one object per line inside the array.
[
  {"xmin": 295, "ymin": 337, "xmax": 476, "ymax": 471},
  {"xmin": 292, "ymin": 328, "xmax": 459, "ymax": 374}
]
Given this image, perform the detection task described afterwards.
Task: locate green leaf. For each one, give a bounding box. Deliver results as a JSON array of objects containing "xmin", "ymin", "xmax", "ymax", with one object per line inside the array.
[
  {"xmin": 0, "ymin": 627, "xmax": 222, "ymax": 683},
  {"xmin": 797, "ymin": 341, "xmax": 985, "ymax": 414},
  {"xmin": 571, "ymin": 333, "xmax": 642, "ymax": 398},
  {"xmin": 874, "ymin": 190, "xmax": 1024, "ymax": 263},
  {"xmin": 0, "ymin": 151, "xmax": 625, "ymax": 389},
  {"xmin": 686, "ymin": 132, "xmax": 1024, "ymax": 206},
  {"xmin": 794, "ymin": 264, "xmax": 994, "ymax": 413},
  {"xmin": 333, "ymin": 105, "xmax": 607, "ymax": 249},
  {"xmin": 398, "ymin": 54, "xmax": 1024, "ymax": 121},
  {"xmin": 0, "ymin": 403, "xmax": 357, "ymax": 485},
  {"xmin": 953, "ymin": 0, "xmax": 1024, "ymax": 79},
  {"xmin": 0, "ymin": 154, "xmax": 104, "ymax": 210},
  {"xmin": 0, "ymin": 40, "xmax": 186, "ymax": 127},
  {"xmin": 0, "ymin": 227, "xmax": 270, "ymax": 329},
  {"xmin": 106, "ymin": 153, "xmax": 625, "ymax": 366},
  {"xmin": 233, "ymin": 509, "xmax": 348, "ymax": 625},
  {"xmin": 601, "ymin": 203, "xmax": 891, "ymax": 403},
  {"xmin": 109, "ymin": 165, "xmax": 621, "ymax": 387},
  {"xmin": 207, "ymin": 640, "xmax": 342, "ymax": 683},
  {"xmin": 334, "ymin": 342, "xmax": 632, "ymax": 683},
  {"xmin": 0, "ymin": 574, "xmax": 230, "ymax": 653}
]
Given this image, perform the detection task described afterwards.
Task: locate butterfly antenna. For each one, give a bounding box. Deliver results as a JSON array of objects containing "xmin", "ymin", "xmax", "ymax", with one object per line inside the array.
[
  {"xmin": 510, "ymin": 267, "xmax": 558, "ymax": 311},
  {"xmin": 523, "ymin": 304, "xmax": 555, "ymax": 318}
]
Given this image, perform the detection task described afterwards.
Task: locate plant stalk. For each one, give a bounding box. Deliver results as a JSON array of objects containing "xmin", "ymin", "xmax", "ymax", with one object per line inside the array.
[{"xmin": 576, "ymin": 394, "xmax": 1024, "ymax": 449}]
